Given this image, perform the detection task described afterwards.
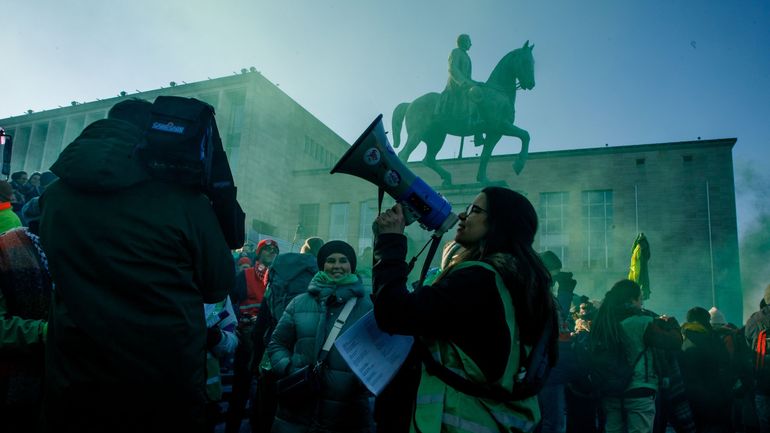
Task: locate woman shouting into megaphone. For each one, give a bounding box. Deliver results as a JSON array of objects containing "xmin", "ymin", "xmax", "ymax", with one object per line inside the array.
[{"xmin": 371, "ymin": 186, "xmax": 558, "ymax": 433}]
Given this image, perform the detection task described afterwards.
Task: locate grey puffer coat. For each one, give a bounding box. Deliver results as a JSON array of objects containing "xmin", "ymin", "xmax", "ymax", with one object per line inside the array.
[{"xmin": 268, "ymin": 274, "xmax": 373, "ymax": 433}]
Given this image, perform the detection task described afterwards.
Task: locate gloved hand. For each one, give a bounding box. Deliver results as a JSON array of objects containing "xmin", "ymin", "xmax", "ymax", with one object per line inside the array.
[{"xmin": 206, "ymin": 326, "xmax": 223, "ymax": 349}]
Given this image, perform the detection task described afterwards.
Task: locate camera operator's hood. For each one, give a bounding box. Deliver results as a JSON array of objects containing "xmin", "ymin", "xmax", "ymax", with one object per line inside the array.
[{"xmin": 50, "ymin": 119, "xmax": 151, "ymax": 192}]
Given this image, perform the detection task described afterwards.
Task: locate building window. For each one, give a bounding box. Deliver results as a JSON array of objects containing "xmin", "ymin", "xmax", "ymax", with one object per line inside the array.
[
  {"xmin": 304, "ymin": 135, "xmax": 335, "ymax": 167},
  {"xmin": 538, "ymin": 192, "xmax": 569, "ymax": 266},
  {"xmin": 358, "ymin": 200, "xmax": 378, "ymax": 252},
  {"xmin": 298, "ymin": 204, "xmax": 320, "ymax": 240},
  {"xmin": 329, "ymin": 203, "xmax": 349, "ymax": 241},
  {"xmin": 582, "ymin": 190, "xmax": 613, "ymax": 269}
]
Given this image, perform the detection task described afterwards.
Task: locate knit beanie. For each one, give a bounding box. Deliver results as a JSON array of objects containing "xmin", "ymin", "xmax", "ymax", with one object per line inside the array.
[
  {"xmin": 256, "ymin": 239, "xmax": 279, "ymax": 257},
  {"xmin": 317, "ymin": 240, "xmax": 357, "ymax": 273},
  {"xmin": 0, "ymin": 180, "xmax": 12, "ymax": 202},
  {"xmin": 709, "ymin": 307, "xmax": 727, "ymax": 326}
]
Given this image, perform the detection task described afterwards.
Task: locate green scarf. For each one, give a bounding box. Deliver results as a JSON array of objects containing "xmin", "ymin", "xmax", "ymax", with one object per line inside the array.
[
  {"xmin": 307, "ymin": 271, "xmax": 362, "ymax": 304},
  {"xmin": 313, "ymin": 271, "xmax": 359, "ymax": 286}
]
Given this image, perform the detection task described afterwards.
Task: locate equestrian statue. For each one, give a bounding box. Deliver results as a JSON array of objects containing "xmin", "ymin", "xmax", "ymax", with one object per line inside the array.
[{"xmin": 392, "ymin": 36, "xmax": 536, "ymax": 185}]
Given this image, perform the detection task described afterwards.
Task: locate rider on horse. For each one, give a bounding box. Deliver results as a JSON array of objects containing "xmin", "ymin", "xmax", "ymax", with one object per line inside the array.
[{"xmin": 435, "ymin": 34, "xmax": 485, "ymax": 146}]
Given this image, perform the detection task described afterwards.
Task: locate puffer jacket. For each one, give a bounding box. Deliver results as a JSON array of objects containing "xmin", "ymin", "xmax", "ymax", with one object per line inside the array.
[{"xmin": 268, "ymin": 274, "xmax": 373, "ymax": 433}]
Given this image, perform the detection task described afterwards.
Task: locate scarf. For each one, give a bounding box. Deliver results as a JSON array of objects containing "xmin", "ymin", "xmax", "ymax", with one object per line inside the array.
[{"xmin": 307, "ymin": 271, "xmax": 362, "ymax": 305}]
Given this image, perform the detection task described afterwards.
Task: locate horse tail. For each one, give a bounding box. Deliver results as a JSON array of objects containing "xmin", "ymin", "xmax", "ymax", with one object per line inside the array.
[{"xmin": 392, "ymin": 102, "xmax": 410, "ymax": 148}]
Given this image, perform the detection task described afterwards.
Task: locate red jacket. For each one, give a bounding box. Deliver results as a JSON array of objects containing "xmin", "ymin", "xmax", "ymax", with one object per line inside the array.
[{"xmin": 238, "ymin": 263, "xmax": 269, "ymax": 319}]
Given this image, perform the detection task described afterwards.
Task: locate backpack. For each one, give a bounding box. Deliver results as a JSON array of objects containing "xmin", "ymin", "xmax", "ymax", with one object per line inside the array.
[
  {"xmin": 137, "ymin": 96, "xmax": 245, "ymax": 249},
  {"xmin": 588, "ymin": 339, "xmax": 646, "ymax": 398},
  {"xmin": 753, "ymin": 329, "xmax": 770, "ymax": 391},
  {"xmin": 263, "ymin": 253, "xmax": 318, "ymax": 337},
  {"xmin": 510, "ymin": 306, "xmax": 558, "ymax": 399}
]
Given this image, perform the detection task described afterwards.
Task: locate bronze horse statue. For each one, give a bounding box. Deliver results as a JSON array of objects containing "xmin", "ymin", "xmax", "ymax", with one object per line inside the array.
[{"xmin": 392, "ymin": 41, "xmax": 535, "ymax": 185}]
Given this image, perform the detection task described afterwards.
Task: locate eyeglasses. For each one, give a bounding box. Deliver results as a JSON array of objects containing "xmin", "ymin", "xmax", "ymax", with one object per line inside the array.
[{"xmin": 464, "ymin": 204, "xmax": 487, "ymax": 215}]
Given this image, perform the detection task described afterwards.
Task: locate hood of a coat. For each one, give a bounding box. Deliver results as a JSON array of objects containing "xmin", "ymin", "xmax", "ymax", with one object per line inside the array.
[
  {"xmin": 682, "ymin": 321, "xmax": 709, "ymax": 334},
  {"xmin": 682, "ymin": 321, "xmax": 714, "ymax": 348},
  {"xmin": 50, "ymin": 119, "xmax": 151, "ymax": 192}
]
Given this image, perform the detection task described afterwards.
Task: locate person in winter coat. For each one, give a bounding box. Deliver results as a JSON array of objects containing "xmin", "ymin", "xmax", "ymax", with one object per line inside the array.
[
  {"xmin": 39, "ymin": 99, "xmax": 234, "ymax": 433},
  {"xmin": 744, "ymin": 285, "xmax": 770, "ymax": 433},
  {"xmin": 590, "ymin": 280, "xmax": 682, "ymax": 433},
  {"xmin": 226, "ymin": 238, "xmax": 279, "ymax": 433},
  {"xmin": 250, "ymin": 245, "xmax": 321, "ymax": 433},
  {"xmin": 0, "ymin": 227, "xmax": 53, "ymax": 432},
  {"xmin": 268, "ymin": 240, "xmax": 374, "ymax": 433},
  {"xmin": 372, "ymin": 186, "xmax": 558, "ymax": 433},
  {"xmin": 204, "ymin": 297, "xmax": 239, "ymax": 432},
  {"xmin": 678, "ymin": 306, "xmax": 735, "ymax": 433}
]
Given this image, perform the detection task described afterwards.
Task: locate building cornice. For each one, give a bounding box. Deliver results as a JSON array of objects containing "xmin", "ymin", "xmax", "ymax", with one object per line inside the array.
[{"xmin": 293, "ymin": 137, "xmax": 737, "ymax": 176}]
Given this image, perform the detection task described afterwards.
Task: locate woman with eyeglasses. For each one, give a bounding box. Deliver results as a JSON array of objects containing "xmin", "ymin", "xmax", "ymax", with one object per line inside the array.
[{"xmin": 372, "ymin": 186, "xmax": 558, "ymax": 433}]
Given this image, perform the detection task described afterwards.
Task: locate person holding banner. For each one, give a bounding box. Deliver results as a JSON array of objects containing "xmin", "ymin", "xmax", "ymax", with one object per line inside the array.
[{"xmin": 372, "ymin": 186, "xmax": 558, "ymax": 433}]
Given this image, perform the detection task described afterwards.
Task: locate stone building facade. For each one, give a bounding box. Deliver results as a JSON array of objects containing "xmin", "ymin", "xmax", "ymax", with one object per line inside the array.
[{"xmin": 0, "ymin": 73, "xmax": 742, "ymax": 322}]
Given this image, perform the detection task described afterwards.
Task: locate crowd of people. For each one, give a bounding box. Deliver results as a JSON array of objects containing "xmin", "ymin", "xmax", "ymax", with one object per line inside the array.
[
  {"xmin": 0, "ymin": 170, "xmax": 57, "ymax": 235},
  {"xmin": 2, "ymin": 98, "xmax": 770, "ymax": 433}
]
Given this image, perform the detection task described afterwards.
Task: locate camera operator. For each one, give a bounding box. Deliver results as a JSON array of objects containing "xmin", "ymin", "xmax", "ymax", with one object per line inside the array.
[{"xmin": 39, "ymin": 99, "xmax": 234, "ymax": 433}]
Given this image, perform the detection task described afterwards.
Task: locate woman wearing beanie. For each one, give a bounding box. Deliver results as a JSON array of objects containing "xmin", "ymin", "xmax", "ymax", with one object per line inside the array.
[
  {"xmin": 373, "ymin": 186, "xmax": 558, "ymax": 433},
  {"xmin": 267, "ymin": 239, "xmax": 373, "ymax": 433}
]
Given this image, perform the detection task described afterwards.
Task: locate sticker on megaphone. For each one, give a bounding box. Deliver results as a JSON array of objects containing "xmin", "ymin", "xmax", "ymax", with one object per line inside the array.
[{"xmin": 331, "ymin": 114, "xmax": 458, "ymax": 234}]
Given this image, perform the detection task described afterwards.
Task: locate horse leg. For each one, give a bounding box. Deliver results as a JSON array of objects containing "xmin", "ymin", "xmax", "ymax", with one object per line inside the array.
[
  {"xmin": 423, "ymin": 134, "xmax": 452, "ymax": 186},
  {"xmin": 476, "ymin": 133, "xmax": 502, "ymax": 183},
  {"xmin": 495, "ymin": 123, "xmax": 530, "ymax": 175},
  {"xmin": 397, "ymin": 133, "xmax": 423, "ymax": 163}
]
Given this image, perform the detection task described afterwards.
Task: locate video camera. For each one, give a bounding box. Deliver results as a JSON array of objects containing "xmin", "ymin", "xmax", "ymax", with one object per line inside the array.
[{"xmin": 136, "ymin": 96, "xmax": 246, "ymax": 249}]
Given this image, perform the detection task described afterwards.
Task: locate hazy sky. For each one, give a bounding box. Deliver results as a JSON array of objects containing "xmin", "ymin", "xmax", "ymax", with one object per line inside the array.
[{"xmin": 3, "ymin": 0, "xmax": 769, "ymax": 232}]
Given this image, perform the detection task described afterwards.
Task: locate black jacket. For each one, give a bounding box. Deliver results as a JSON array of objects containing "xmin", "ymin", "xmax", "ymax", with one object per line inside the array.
[
  {"xmin": 372, "ymin": 233, "xmax": 512, "ymax": 432},
  {"xmin": 40, "ymin": 119, "xmax": 234, "ymax": 429}
]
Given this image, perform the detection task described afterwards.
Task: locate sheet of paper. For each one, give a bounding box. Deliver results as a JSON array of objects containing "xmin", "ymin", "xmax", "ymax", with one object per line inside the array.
[{"xmin": 334, "ymin": 310, "xmax": 414, "ymax": 395}]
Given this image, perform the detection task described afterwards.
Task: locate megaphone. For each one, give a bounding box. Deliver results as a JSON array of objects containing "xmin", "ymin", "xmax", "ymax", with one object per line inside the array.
[{"xmin": 331, "ymin": 114, "xmax": 458, "ymax": 234}]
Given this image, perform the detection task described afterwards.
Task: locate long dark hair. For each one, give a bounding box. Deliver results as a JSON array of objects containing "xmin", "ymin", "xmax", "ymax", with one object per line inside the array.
[
  {"xmin": 482, "ymin": 187, "xmax": 555, "ymax": 347},
  {"xmin": 591, "ymin": 279, "xmax": 642, "ymax": 350},
  {"xmin": 441, "ymin": 187, "xmax": 555, "ymax": 348}
]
